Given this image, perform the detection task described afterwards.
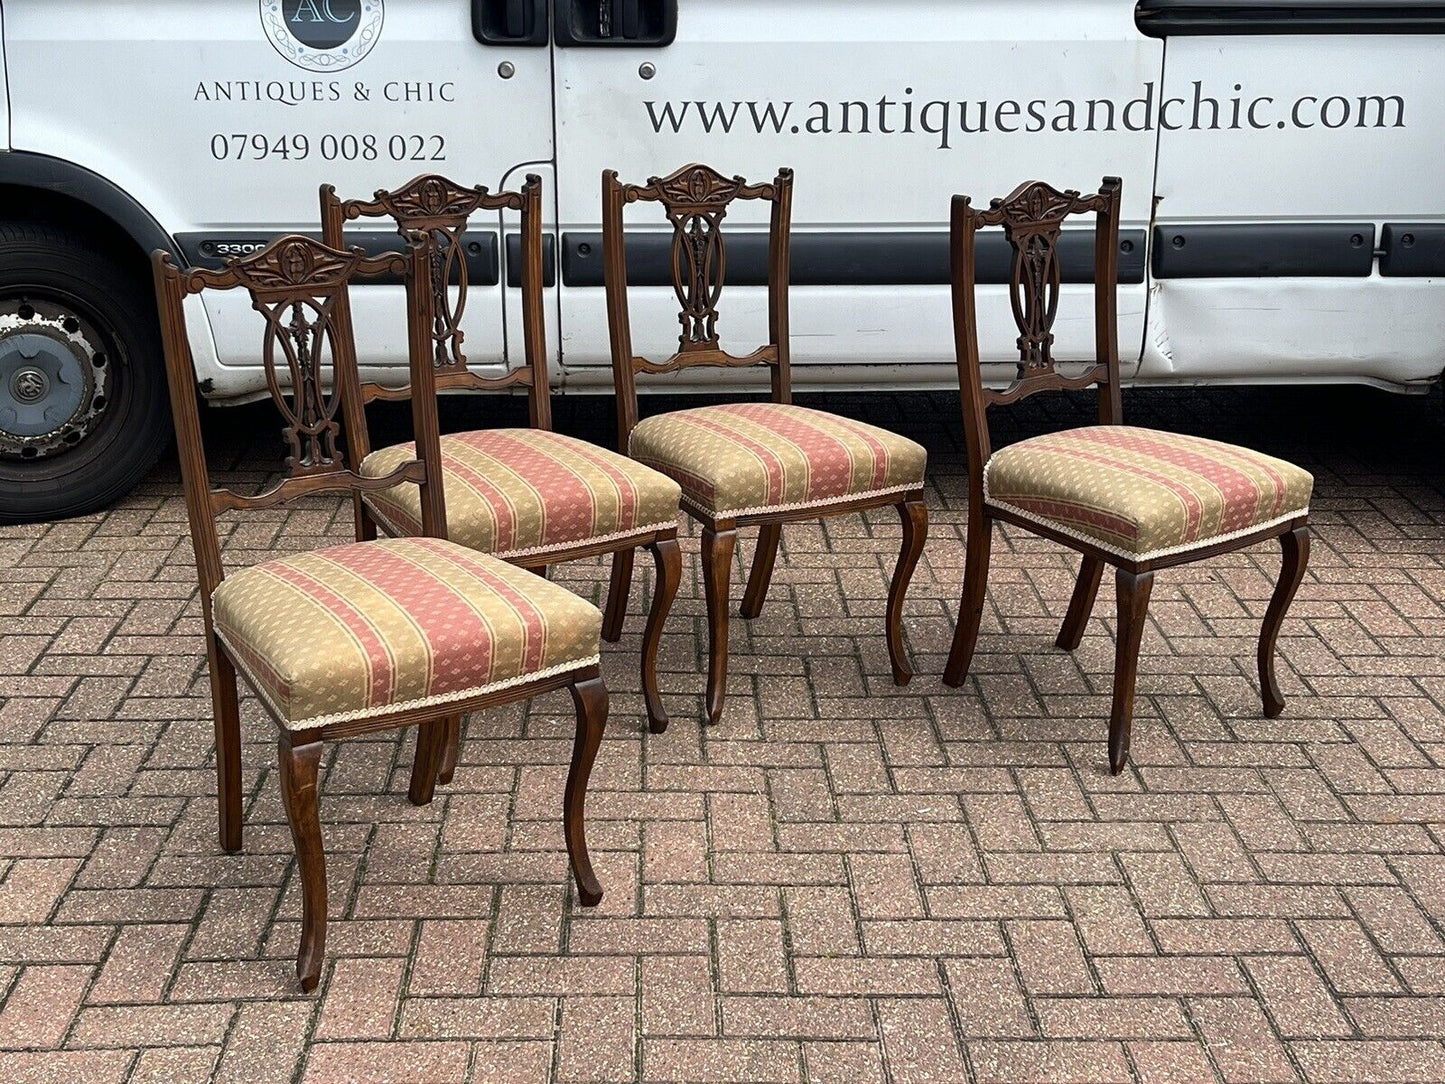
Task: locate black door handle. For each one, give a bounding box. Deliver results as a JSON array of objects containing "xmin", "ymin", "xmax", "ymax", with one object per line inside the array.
[
  {"xmin": 555, "ymin": 0, "xmax": 677, "ymax": 46},
  {"xmin": 473, "ymin": 0, "xmax": 548, "ymax": 45},
  {"xmin": 617, "ymin": 0, "xmax": 640, "ymax": 39},
  {"xmin": 506, "ymin": 0, "xmax": 527, "ymax": 37}
]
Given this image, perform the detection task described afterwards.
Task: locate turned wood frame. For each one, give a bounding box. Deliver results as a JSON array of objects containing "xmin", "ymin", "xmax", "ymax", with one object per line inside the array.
[
  {"xmin": 152, "ymin": 236, "xmax": 607, "ymax": 992},
  {"xmin": 943, "ymin": 177, "xmax": 1309, "ymax": 773},
  {"xmin": 322, "ymin": 172, "xmax": 680, "ymax": 741},
  {"xmin": 602, "ymin": 163, "xmax": 928, "ymax": 724}
]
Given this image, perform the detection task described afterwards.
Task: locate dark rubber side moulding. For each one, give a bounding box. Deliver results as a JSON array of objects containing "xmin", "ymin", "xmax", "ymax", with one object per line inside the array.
[
  {"xmin": 175, "ymin": 231, "xmax": 501, "ymax": 286},
  {"xmin": 1151, "ymin": 224, "xmax": 1375, "ymax": 278},
  {"xmin": 1136, "ymin": 0, "xmax": 1445, "ymax": 36},
  {"xmin": 1379, "ymin": 224, "xmax": 1445, "ymax": 276},
  {"xmin": 504, "ymin": 233, "xmax": 558, "ymax": 287},
  {"xmin": 560, "ymin": 230, "xmax": 1148, "ymax": 288}
]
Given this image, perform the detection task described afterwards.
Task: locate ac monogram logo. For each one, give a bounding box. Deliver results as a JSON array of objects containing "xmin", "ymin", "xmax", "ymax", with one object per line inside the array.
[
  {"xmin": 261, "ymin": 0, "xmax": 383, "ymax": 72},
  {"xmin": 291, "ymin": 0, "xmax": 357, "ymax": 23}
]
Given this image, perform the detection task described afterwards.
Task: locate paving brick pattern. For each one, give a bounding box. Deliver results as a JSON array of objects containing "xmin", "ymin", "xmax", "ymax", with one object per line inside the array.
[{"xmin": 1, "ymin": 385, "xmax": 1443, "ymax": 1083}]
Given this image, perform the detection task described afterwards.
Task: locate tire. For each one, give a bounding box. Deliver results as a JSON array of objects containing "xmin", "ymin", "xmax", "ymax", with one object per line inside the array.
[{"xmin": 0, "ymin": 222, "xmax": 170, "ymax": 523}]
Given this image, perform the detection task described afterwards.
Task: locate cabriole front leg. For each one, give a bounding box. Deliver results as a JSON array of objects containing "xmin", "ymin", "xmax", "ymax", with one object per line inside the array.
[
  {"xmin": 1109, "ymin": 568, "xmax": 1154, "ymax": 775},
  {"xmin": 278, "ymin": 737, "xmax": 327, "ymax": 992},
  {"xmin": 565, "ymin": 676, "xmax": 608, "ymax": 907},
  {"xmin": 701, "ymin": 525, "xmax": 738, "ymax": 725},
  {"xmin": 886, "ymin": 498, "xmax": 928, "ymax": 685},
  {"xmin": 642, "ymin": 537, "xmax": 682, "ymax": 734},
  {"xmin": 943, "ymin": 511, "xmax": 993, "ymax": 687},
  {"xmin": 1259, "ymin": 526, "xmax": 1309, "ymax": 718}
]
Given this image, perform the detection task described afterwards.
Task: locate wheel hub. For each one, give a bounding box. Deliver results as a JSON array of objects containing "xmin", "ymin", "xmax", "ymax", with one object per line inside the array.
[{"xmin": 0, "ymin": 300, "xmax": 108, "ymax": 461}]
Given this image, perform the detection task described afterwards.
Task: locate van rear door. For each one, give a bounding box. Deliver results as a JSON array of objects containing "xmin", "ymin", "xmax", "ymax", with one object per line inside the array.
[
  {"xmin": 549, "ymin": 1, "xmax": 1162, "ymax": 389},
  {"xmin": 1139, "ymin": 1, "xmax": 1445, "ymax": 390}
]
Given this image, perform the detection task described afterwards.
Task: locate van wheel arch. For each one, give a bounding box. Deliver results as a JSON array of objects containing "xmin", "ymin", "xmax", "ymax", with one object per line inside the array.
[{"xmin": 0, "ymin": 154, "xmax": 181, "ymax": 522}]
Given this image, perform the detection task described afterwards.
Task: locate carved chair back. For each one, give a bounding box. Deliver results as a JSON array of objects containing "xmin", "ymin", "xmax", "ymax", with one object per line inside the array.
[
  {"xmin": 601, "ymin": 162, "xmax": 794, "ymax": 450},
  {"xmin": 950, "ymin": 177, "xmax": 1123, "ymax": 490},
  {"xmin": 152, "ymin": 235, "xmax": 447, "ymax": 626},
  {"xmin": 319, "ymin": 173, "xmax": 552, "ymax": 456}
]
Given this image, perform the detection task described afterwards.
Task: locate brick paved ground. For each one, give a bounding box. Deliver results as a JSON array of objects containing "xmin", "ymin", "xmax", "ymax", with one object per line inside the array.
[{"xmin": 1, "ymin": 384, "xmax": 1443, "ymax": 1083}]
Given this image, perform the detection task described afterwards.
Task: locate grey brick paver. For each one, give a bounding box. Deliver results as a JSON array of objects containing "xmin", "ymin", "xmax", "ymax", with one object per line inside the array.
[{"xmin": 1, "ymin": 386, "xmax": 1443, "ymax": 1082}]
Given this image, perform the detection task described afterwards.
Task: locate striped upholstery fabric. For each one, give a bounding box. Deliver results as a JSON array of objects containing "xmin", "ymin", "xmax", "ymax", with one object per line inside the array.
[
  {"xmin": 985, "ymin": 425, "xmax": 1312, "ymax": 561},
  {"xmin": 212, "ymin": 537, "xmax": 601, "ymax": 729},
  {"xmin": 360, "ymin": 429, "xmax": 680, "ymax": 559},
  {"xmin": 629, "ymin": 403, "xmax": 927, "ymax": 519}
]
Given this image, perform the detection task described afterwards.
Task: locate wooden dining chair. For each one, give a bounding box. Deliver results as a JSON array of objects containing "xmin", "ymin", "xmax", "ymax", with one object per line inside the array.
[
  {"xmin": 320, "ymin": 174, "xmax": 682, "ymax": 753},
  {"xmin": 944, "ymin": 177, "xmax": 1313, "ymax": 773},
  {"xmin": 602, "ymin": 163, "xmax": 929, "ymax": 724},
  {"xmin": 152, "ymin": 235, "xmax": 608, "ymax": 992}
]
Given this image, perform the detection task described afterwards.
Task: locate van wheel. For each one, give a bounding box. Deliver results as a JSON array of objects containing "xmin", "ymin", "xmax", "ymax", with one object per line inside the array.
[{"xmin": 0, "ymin": 222, "xmax": 170, "ymax": 523}]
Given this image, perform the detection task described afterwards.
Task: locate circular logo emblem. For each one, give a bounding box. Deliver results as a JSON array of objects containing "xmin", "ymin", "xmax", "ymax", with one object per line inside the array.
[
  {"xmin": 11, "ymin": 367, "xmax": 50, "ymax": 404},
  {"xmin": 261, "ymin": 0, "xmax": 383, "ymax": 72}
]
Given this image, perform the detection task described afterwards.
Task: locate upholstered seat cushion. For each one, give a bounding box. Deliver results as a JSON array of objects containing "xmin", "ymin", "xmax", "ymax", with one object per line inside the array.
[
  {"xmin": 629, "ymin": 403, "xmax": 927, "ymax": 519},
  {"xmin": 984, "ymin": 425, "xmax": 1312, "ymax": 561},
  {"xmin": 360, "ymin": 429, "xmax": 681, "ymax": 559},
  {"xmin": 212, "ymin": 537, "xmax": 601, "ymax": 730}
]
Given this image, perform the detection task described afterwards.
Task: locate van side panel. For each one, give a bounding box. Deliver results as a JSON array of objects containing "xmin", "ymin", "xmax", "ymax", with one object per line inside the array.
[{"xmin": 551, "ymin": 1, "xmax": 1162, "ymax": 390}]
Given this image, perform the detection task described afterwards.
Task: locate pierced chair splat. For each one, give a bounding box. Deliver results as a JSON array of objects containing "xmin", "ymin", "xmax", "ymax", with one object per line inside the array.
[
  {"xmin": 602, "ymin": 163, "xmax": 930, "ymax": 726},
  {"xmin": 943, "ymin": 177, "xmax": 1312, "ymax": 774},
  {"xmin": 152, "ymin": 234, "xmax": 609, "ymax": 992}
]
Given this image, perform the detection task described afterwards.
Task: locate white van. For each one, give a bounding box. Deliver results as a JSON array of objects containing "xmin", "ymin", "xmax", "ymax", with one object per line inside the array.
[{"xmin": 0, "ymin": 1, "xmax": 1440, "ymax": 521}]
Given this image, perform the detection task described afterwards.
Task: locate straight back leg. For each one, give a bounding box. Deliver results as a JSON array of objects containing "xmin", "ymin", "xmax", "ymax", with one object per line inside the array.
[
  {"xmin": 1109, "ymin": 568, "xmax": 1154, "ymax": 775},
  {"xmin": 602, "ymin": 549, "xmax": 635, "ymax": 643},
  {"xmin": 701, "ymin": 526, "xmax": 738, "ymax": 725},
  {"xmin": 886, "ymin": 498, "xmax": 929, "ymax": 685},
  {"xmin": 408, "ymin": 718, "xmax": 449, "ymax": 806},
  {"xmin": 353, "ymin": 495, "xmax": 378, "ymax": 542},
  {"xmin": 436, "ymin": 715, "xmax": 462, "ymax": 786},
  {"xmin": 740, "ymin": 523, "xmax": 782, "ymax": 619},
  {"xmin": 278, "ymin": 737, "xmax": 327, "ymax": 992},
  {"xmin": 565, "ymin": 676, "xmax": 608, "ymax": 907},
  {"xmin": 1259, "ymin": 526, "xmax": 1310, "ymax": 718},
  {"xmin": 1057, "ymin": 555, "xmax": 1106, "ymax": 650},
  {"xmin": 642, "ymin": 537, "xmax": 682, "ymax": 734},
  {"xmin": 943, "ymin": 511, "xmax": 993, "ymax": 687},
  {"xmin": 209, "ymin": 640, "xmax": 244, "ymax": 854}
]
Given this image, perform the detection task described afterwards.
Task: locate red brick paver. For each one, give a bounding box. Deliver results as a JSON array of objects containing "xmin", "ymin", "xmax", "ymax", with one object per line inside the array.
[{"xmin": 1, "ymin": 386, "xmax": 1443, "ymax": 1082}]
